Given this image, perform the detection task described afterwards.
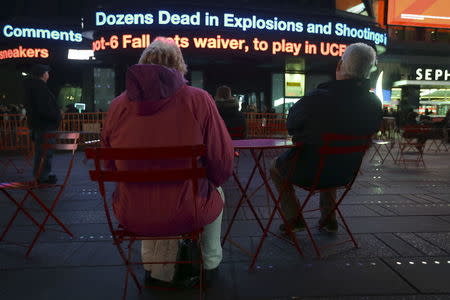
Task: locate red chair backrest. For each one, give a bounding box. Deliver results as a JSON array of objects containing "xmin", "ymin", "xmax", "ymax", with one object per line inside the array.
[
  {"xmin": 42, "ymin": 132, "xmax": 80, "ymax": 152},
  {"xmin": 85, "ymin": 145, "xmax": 207, "ymax": 233},
  {"xmin": 85, "ymin": 145, "xmax": 206, "ymax": 184},
  {"xmin": 290, "ymin": 133, "xmax": 371, "ymax": 189},
  {"xmin": 36, "ymin": 132, "xmax": 80, "ymax": 186}
]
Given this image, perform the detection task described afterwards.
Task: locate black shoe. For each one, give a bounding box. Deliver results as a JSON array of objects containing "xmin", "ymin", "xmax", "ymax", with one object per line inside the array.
[
  {"xmin": 318, "ymin": 218, "xmax": 338, "ymax": 233},
  {"xmin": 174, "ymin": 275, "xmax": 199, "ymax": 289},
  {"xmin": 144, "ymin": 271, "xmax": 173, "ymax": 288},
  {"xmin": 279, "ymin": 218, "xmax": 306, "ymax": 234},
  {"xmin": 144, "ymin": 271, "xmax": 199, "ymax": 289}
]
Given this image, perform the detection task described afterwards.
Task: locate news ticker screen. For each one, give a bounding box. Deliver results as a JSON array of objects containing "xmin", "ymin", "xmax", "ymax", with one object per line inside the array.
[{"xmin": 387, "ymin": 0, "xmax": 450, "ymax": 29}]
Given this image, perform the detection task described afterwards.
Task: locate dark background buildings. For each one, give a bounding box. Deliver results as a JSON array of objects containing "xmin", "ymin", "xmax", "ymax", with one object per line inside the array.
[{"xmin": 0, "ymin": 1, "xmax": 449, "ymax": 115}]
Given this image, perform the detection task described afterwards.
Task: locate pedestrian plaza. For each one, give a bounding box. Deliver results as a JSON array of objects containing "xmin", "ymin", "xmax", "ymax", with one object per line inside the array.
[{"xmin": 1, "ymin": 145, "xmax": 449, "ymax": 300}]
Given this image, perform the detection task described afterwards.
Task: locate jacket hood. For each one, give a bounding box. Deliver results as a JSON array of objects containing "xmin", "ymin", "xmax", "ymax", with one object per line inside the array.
[{"xmin": 126, "ymin": 64, "xmax": 186, "ymax": 115}]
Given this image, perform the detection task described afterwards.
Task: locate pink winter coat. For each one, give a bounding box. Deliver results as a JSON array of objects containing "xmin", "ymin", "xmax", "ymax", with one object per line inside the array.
[{"xmin": 101, "ymin": 64, "xmax": 234, "ymax": 236}]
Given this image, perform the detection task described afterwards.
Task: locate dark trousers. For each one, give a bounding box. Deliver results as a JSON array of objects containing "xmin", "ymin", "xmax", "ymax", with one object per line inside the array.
[
  {"xmin": 32, "ymin": 129, "xmax": 55, "ymax": 181},
  {"xmin": 270, "ymin": 158, "xmax": 337, "ymax": 222}
]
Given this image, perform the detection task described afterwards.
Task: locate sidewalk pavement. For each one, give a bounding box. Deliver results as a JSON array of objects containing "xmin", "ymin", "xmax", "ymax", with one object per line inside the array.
[{"xmin": 1, "ymin": 146, "xmax": 449, "ymax": 300}]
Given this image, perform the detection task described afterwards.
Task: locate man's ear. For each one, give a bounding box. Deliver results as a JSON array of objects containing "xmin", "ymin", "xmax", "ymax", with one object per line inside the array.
[{"xmin": 336, "ymin": 59, "xmax": 343, "ymax": 72}]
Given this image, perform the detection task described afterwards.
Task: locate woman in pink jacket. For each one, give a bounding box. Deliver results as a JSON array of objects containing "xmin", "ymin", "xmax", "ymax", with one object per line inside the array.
[{"xmin": 101, "ymin": 37, "xmax": 234, "ymax": 285}]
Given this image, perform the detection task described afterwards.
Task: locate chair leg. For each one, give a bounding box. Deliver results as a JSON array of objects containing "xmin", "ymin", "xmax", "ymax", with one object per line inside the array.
[
  {"xmin": 0, "ymin": 191, "xmax": 40, "ymax": 243},
  {"xmin": 221, "ymin": 165, "xmax": 263, "ymax": 247},
  {"xmin": 386, "ymin": 143, "xmax": 396, "ymax": 163},
  {"xmin": 198, "ymin": 235, "xmax": 204, "ymax": 300},
  {"xmin": 318, "ymin": 188, "xmax": 359, "ymax": 251},
  {"xmin": 336, "ymin": 208, "xmax": 359, "ymax": 248},
  {"xmin": 115, "ymin": 239, "xmax": 142, "ymax": 299},
  {"xmin": 303, "ymin": 217, "xmax": 322, "ymax": 258},
  {"xmin": 25, "ymin": 190, "xmax": 73, "ymax": 256},
  {"xmin": 9, "ymin": 159, "xmax": 23, "ymax": 174},
  {"xmin": 250, "ymin": 202, "xmax": 304, "ymax": 270}
]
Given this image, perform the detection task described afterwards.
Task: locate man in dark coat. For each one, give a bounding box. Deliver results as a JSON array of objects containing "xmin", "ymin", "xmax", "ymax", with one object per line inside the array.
[
  {"xmin": 270, "ymin": 43, "xmax": 382, "ymax": 233},
  {"xmin": 215, "ymin": 86, "xmax": 247, "ymax": 139},
  {"xmin": 23, "ymin": 64, "xmax": 61, "ymax": 183}
]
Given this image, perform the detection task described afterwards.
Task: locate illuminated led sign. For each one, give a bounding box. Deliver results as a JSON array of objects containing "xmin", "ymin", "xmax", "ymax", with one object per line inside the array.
[
  {"xmin": 388, "ymin": 0, "xmax": 450, "ymax": 29},
  {"xmin": 416, "ymin": 68, "xmax": 450, "ymax": 81},
  {"xmin": 2, "ymin": 24, "xmax": 83, "ymax": 42},
  {"xmin": 0, "ymin": 46, "xmax": 49, "ymax": 60},
  {"xmin": 92, "ymin": 33, "xmax": 348, "ymax": 57},
  {"xmin": 93, "ymin": 9, "xmax": 387, "ymax": 46}
]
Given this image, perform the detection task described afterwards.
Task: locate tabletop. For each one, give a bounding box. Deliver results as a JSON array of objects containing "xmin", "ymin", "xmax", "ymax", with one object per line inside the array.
[{"xmin": 232, "ymin": 139, "xmax": 294, "ymax": 149}]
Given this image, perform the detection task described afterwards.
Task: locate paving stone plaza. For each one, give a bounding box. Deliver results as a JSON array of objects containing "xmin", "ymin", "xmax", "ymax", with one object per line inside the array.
[{"xmin": 1, "ymin": 147, "xmax": 449, "ymax": 300}]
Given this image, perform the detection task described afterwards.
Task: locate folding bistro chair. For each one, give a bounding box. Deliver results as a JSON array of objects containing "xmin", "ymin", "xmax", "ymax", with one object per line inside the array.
[
  {"xmin": 0, "ymin": 132, "xmax": 79, "ymax": 256},
  {"xmin": 85, "ymin": 145, "xmax": 207, "ymax": 299},
  {"xmin": 370, "ymin": 134, "xmax": 396, "ymax": 165},
  {"xmin": 396, "ymin": 126, "xmax": 426, "ymax": 167},
  {"xmin": 370, "ymin": 118, "xmax": 397, "ymax": 165},
  {"xmin": 251, "ymin": 133, "xmax": 371, "ymax": 266},
  {"xmin": 426, "ymin": 126, "xmax": 449, "ymax": 152}
]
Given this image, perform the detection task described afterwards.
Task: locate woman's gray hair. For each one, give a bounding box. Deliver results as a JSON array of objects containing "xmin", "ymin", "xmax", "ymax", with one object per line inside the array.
[
  {"xmin": 138, "ymin": 37, "xmax": 188, "ymax": 75},
  {"xmin": 341, "ymin": 43, "xmax": 377, "ymax": 79}
]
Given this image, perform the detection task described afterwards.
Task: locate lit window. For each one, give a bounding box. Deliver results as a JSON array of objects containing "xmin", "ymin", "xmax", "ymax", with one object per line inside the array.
[{"xmin": 336, "ymin": 0, "xmax": 369, "ymax": 16}]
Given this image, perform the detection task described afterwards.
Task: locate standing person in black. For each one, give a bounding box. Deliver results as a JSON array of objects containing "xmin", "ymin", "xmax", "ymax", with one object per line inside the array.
[
  {"xmin": 215, "ymin": 85, "xmax": 247, "ymax": 139},
  {"xmin": 270, "ymin": 43, "xmax": 382, "ymax": 233},
  {"xmin": 23, "ymin": 64, "xmax": 61, "ymax": 183}
]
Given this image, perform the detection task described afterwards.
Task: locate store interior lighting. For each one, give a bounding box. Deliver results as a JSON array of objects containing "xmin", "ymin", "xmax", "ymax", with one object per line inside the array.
[
  {"xmin": 346, "ymin": 3, "xmax": 366, "ymax": 14},
  {"xmin": 68, "ymin": 49, "xmax": 95, "ymax": 60}
]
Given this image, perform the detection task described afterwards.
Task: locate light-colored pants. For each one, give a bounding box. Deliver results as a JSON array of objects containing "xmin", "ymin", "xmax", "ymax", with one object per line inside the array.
[
  {"xmin": 141, "ymin": 187, "xmax": 224, "ymax": 281},
  {"xmin": 269, "ymin": 158, "xmax": 336, "ymax": 222}
]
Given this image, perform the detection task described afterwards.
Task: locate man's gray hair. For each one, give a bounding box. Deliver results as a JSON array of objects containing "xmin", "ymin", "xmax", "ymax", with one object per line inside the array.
[{"xmin": 341, "ymin": 43, "xmax": 377, "ymax": 79}]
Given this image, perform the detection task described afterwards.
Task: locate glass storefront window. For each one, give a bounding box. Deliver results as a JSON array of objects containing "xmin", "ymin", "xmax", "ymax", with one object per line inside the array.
[
  {"xmin": 58, "ymin": 85, "xmax": 82, "ymax": 109},
  {"xmin": 391, "ymin": 88, "xmax": 401, "ymax": 106},
  {"xmin": 271, "ymin": 73, "xmax": 305, "ymax": 114},
  {"xmin": 285, "ymin": 73, "xmax": 305, "ymax": 97},
  {"xmin": 419, "ymin": 88, "xmax": 450, "ymax": 116},
  {"xmin": 271, "ymin": 73, "xmax": 284, "ymax": 113},
  {"xmin": 190, "ymin": 71, "xmax": 203, "ymax": 89},
  {"xmin": 94, "ymin": 68, "xmax": 115, "ymax": 112}
]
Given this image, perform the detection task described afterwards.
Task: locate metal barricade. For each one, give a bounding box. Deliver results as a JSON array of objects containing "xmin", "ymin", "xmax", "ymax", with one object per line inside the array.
[
  {"xmin": 244, "ymin": 113, "xmax": 288, "ymax": 138},
  {"xmin": 0, "ymin": 113, "xmax": 107, "ymax": 151}
]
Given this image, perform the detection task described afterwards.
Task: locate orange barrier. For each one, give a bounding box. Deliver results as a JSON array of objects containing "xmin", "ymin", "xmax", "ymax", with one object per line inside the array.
[
  {"xmin": 243, "ymin": 113, "xmax": 288, "ymax": 138},
  {"xmin": 1, "ymin": 113, "xmax": 106, "ymax": 151},
  {"xmin": 1, "ymin": 112, "xmax": 289, "ymax": 151},
  {"xmin": 60, "ymin": 113, "xmax": 106, "ymax": 145},
  {"xmin": 0, "ymin": 114, "xmax": 29, "ymax": 151}
]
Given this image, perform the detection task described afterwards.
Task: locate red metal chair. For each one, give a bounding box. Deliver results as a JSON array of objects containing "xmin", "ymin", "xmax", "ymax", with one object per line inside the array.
[
  {"xmin": 0, "ymin": 132, "xmax": 79, "ymax": 256},
  {"xmin": 85, "ymin": 145, "xmax": 207, "ymax": 299},
  {"xmin": 425, "ymin": 126, "xmax": 449, "ymax": 152},
  {"xmin": 396, "ymin": 126, "xmax": 427, "ymax": 167},
  {"xmin": 251, "ymin": 133, "xmax": 371, "ymax": 267}
]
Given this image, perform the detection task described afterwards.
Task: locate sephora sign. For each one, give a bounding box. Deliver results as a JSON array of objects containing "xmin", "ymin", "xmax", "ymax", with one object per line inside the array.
[{"xmin": 415, "ymin": 68, "xmax": 450, "ymax": 81}]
